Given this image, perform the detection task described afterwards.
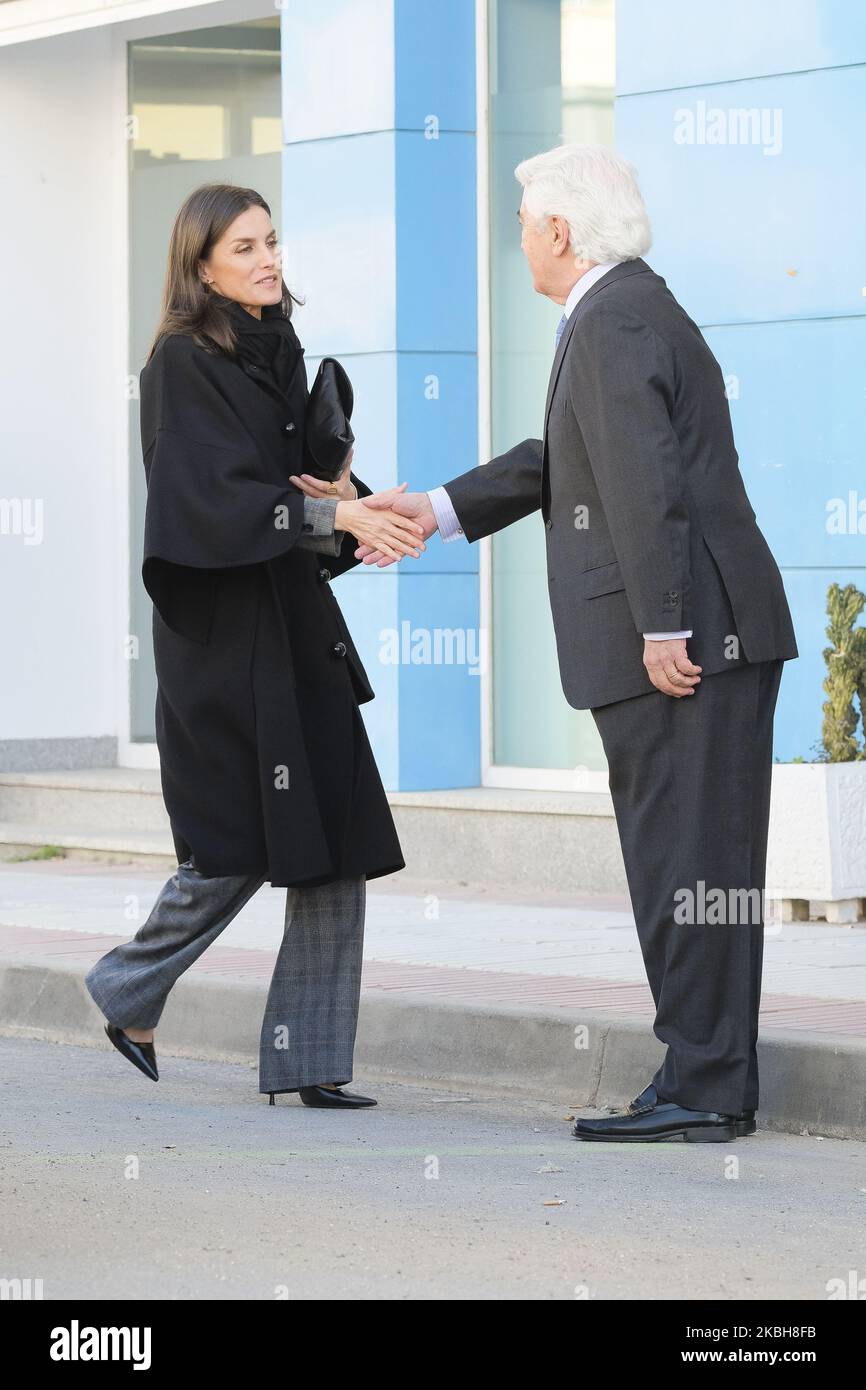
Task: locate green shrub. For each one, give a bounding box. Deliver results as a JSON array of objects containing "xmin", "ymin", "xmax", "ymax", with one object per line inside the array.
[{"xmin": 821, "ymin": 583, "xmax": 866, "ymax": 762}]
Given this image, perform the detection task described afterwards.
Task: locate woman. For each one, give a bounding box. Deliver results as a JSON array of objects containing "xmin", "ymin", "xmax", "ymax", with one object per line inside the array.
[{"xmin": 84, "ymin": 184, "xmax": 425, "ymax": 1109}]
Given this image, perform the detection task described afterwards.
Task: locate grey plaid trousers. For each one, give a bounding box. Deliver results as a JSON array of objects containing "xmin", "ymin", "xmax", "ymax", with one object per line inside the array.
[{"xmin": 84, "ymin": 860, "xmax": 366, "ymax": 1094}]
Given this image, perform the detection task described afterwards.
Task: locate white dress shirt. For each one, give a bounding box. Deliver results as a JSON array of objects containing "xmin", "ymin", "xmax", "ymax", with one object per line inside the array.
[{"xmin": 428, "ymin": 262, "xmax": 691, "ymax": 641}]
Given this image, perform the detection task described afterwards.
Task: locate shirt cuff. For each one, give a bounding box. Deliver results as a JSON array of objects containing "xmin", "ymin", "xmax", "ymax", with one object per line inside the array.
[
  {"xmin": 428, "ymin": 486, "xmax": 463, "ymax": 542},
  {"xmin": 297, "ymin": 495, "xmax": 342, "ymax": 555},
  {"xmin": 642, "ymin": 629, "xmax": 693, "ymax": 640}
]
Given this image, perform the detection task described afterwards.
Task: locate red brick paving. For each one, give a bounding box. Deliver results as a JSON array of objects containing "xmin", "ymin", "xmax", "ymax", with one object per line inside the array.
[{"xmin": 3, "ymin": 922, "xmax": 866, "ymax": 1038}]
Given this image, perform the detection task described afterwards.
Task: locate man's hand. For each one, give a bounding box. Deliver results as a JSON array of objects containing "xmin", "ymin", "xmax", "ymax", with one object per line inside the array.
[
  {"xmin": 643, "ymin": 638, "xmax": 702, "ymax": 697},
  {"xmin": 354, "ymin": 491, "xmax": 438, "ymax": 566},
  {"xmin": 331, "ymin": 482, "xmax": 427, "ymax": 563}
]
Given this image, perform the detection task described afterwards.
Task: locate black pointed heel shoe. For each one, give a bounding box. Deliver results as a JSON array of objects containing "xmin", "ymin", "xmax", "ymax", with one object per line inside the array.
[
  {"xmin": 299, "ymin": 1084, "xmax": 377, "ymax": 1108},
  {"xmin": 104, "ymin": 1022, "xmax": 159, "ymax": 1082},
  {"xmin": 268, "ymin": 1085, "xmax": 377, "ymax": 1108}
]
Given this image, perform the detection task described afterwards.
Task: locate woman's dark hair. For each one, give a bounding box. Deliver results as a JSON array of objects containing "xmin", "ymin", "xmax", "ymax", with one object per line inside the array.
[{"xmin": 144, "ymin": 183, "xmax": 303, "ymax": 365}]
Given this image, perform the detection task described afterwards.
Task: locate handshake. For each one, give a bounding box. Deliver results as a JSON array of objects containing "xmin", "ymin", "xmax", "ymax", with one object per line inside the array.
[{"xmin": 289, "ymin": 460, "xmax": 437, "ymax": 566}]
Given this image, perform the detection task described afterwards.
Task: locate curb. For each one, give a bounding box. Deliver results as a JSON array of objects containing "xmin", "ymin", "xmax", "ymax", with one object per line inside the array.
[{"xmin": 2, "ymin": 959, "xmax": 865, "ymax": 1139}]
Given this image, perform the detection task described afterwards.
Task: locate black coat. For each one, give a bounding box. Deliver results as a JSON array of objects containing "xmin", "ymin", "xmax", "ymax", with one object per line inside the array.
[{"xmin": 138, "ymin": 300, "xmax": 404, "ymax": 887}]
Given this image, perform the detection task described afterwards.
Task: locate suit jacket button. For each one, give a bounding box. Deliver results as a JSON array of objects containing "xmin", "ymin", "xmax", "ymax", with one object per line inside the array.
[
  {"xmin": 283, "ymin": 422, "xmax": 296, "ymax": 434},
  {"xmin": 331, "ymin": 641, "xmax": 347, "ymax": 657},
  {"xmin": 318, "ymin": 567, "xmax": 332, "ymax": 583},
  {"xmin": 545, "ymin": 518, "xmax": 553, "ymax": 530}
]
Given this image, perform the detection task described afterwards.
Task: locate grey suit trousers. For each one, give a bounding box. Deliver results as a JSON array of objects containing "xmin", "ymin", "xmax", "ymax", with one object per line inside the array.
[
  {"xmin": 591, "ymin": 658, "xmax": 784, "ymax": 1117},
  {"xmin": 84, "ymin": 862, "xmax": 366, "ymax": 1094}
]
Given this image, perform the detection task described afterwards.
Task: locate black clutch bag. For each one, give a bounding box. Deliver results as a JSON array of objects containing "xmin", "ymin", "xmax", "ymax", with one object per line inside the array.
[{"xmin": 303, "ymin": 357, "xmax": 355, "ymax": 483}]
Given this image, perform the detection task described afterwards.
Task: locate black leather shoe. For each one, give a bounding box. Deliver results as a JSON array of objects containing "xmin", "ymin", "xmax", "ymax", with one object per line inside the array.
[
  {"xmin": 625, "ymin": 1083, "xmax": 756, "ymax": 1136},
  {"xmin": 289, "ymin": 1085, "xmax": 376, "ymax": 1108},
  {"xmin": 574, "ymin": 1082, "xmax": 736, "ymax": 1142},
  {"xmin": 104, "ymin": 1022, "xmax": 158, "ymax": 1082}
]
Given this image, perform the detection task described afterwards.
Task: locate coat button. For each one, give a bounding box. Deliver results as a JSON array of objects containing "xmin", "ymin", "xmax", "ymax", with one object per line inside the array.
[
  {"xmin": 545, "ymin": 518, "xmax": 553, "ymax": 529},
  {"xmin": 283, "ymin": 422, "xmax": 296, "ymax": 435},
  {"xmin": 318, "ymin": 568, "xmax": 332, "ymax": 583},
  {"xmin": 331, "ymin": 641, "xmax": 347, "ymax": 658}
]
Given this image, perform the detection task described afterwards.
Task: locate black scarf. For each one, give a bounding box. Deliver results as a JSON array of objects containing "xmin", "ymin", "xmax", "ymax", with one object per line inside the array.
[{"xmin": 228, "ymin": 297, "xmax": 304, "ymax": 397}]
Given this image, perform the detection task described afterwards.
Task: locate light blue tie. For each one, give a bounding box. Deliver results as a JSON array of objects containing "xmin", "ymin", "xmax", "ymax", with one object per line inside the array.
[{"xmin": 554, "ymin": 312, "xmax": 568, "ymax": 349}]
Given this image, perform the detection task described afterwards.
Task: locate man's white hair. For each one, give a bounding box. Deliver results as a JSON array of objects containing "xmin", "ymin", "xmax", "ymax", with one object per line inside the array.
[{"xmin": 515, "ymin": 143, "xmax": 652, "ymax": 264}]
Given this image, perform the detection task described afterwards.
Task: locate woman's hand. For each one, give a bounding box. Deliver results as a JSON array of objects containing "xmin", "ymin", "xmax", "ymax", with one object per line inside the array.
[
  {"xmin": 289, "ymin": 448, "xmax": 356, "ymax": 501},
  {"xmin": 334, "ymin": 483, "xmax": 426, "ymax": 562}
]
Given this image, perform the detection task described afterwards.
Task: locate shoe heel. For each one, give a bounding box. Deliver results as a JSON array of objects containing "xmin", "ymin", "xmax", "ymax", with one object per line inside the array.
[{"xmin": 684, "ymin": 1124, "xmax": 737, "ymax": 1143}]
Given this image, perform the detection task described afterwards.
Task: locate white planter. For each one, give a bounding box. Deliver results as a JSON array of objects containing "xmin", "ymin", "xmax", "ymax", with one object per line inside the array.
[{"xmin": 767, "ymin": 762, "xmax": 866, "ymax": 912}]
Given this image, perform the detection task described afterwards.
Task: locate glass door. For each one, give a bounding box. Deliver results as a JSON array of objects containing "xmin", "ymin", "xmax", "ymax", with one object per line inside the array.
[
  {"xmin": 487, "ymin": 0, "xmax": 615, "ymax": 784},
  {"xmin": 127, "ymin": 18, "xmax": 282, "ymax": 743}
]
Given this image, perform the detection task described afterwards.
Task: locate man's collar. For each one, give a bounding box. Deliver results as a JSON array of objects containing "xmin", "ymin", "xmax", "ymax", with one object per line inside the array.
[
  {"xmin": 563, "ymin": 261, "xmax": 622, "ymax": 319},
  {"xmin": 543, "ymin": 259, "xmax": 654, "ymax": 435}
]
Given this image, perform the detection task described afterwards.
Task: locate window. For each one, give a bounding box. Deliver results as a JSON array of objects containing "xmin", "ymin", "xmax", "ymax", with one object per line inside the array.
[
  {"xmin": 487, "ymin": 0, "xmax": 615, "ymax": 776},
  {"xmin": 127, "ymin": 19, "xmax": 281, "ymax": 741}
]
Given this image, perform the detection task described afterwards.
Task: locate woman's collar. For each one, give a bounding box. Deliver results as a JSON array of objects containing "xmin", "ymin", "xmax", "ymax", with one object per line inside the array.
[{"xmin": 228, "ymin": 297, "xmax": 288, "ymax": 331}]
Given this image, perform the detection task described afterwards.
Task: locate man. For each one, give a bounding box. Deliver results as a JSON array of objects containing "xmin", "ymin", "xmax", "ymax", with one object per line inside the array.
[{"xmin": 297, "ymin": 144, "xmax": 798, "ymax": 1142}]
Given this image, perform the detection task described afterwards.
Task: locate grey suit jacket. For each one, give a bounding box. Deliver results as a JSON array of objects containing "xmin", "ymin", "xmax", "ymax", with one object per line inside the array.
[{"xmin": 443, "ymin": 259, "xmax": 798, "ymax": 709}]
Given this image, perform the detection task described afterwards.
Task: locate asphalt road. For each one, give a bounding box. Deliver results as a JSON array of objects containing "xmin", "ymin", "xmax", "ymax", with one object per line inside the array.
[{"xmin": 2, "ymin": 1034, "xmax": 865, "ymax": 1301}]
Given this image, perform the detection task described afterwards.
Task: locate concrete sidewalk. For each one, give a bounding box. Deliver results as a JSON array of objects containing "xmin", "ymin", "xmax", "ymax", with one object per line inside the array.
[{"xmin": 2, "ymin": 859, "xmax": 866, "ymax": 1138}]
